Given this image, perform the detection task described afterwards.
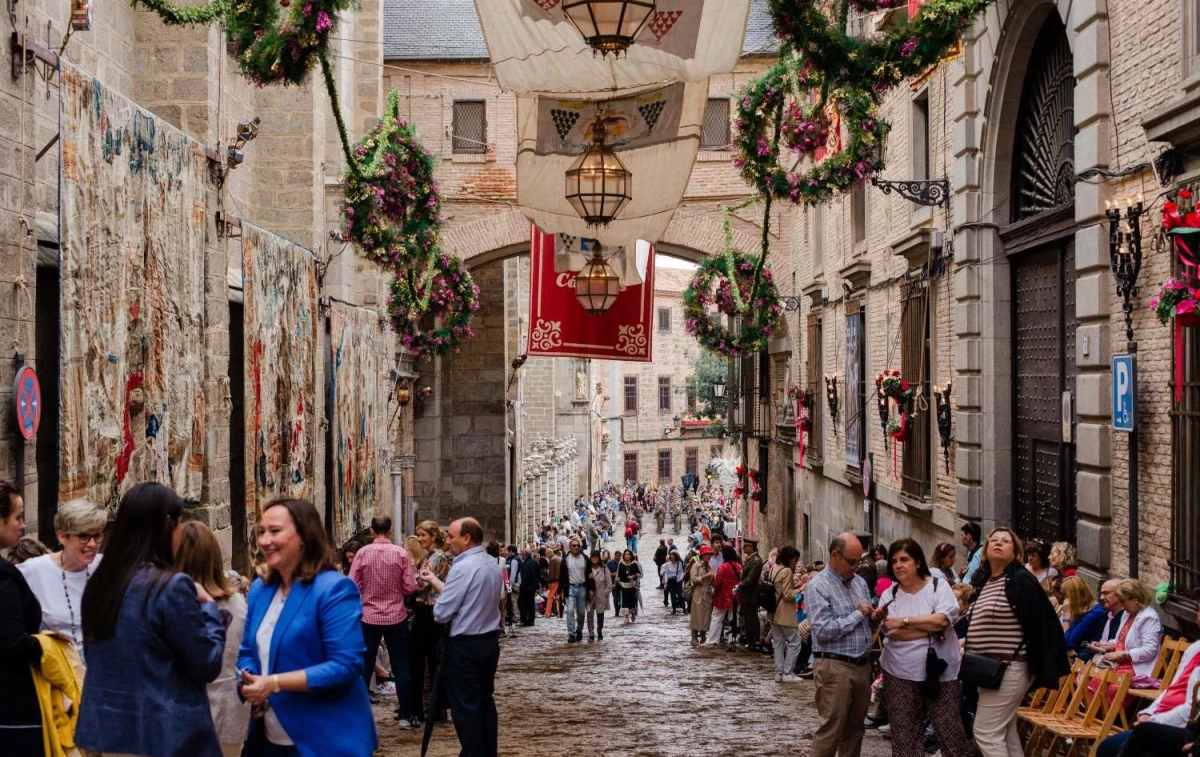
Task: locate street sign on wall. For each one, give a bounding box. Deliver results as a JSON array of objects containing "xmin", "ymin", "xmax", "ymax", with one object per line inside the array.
[{"xmin": 1112, "ymin": 354, "xmax": 1136, "ymax": 433}]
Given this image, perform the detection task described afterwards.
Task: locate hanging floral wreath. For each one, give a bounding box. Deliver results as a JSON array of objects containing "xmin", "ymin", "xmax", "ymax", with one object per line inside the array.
[
  {"xmin": 769, "ymin": 0, "xmax": 997, "ymax": 95},
  {"xmin": 733, "ymin": 59, "xmax": 888, "ymax": 205},
  {"xmin": 875, "ymin": 369, "xmax": 913, "ymax": 402},
  {"xmin": 225, "ymin": 0, "xmax": 352, "ymax": 86},
  {"xmin": 342, "ymin": 88, "xmax": 442, "ymax": 268},
  {"xmin": 682, "ymin": 250, "xmax": 784, "ymax": 358},
  {"xmin": 387, "ymin": 252, "xmax": 481, "ymax": 359}
]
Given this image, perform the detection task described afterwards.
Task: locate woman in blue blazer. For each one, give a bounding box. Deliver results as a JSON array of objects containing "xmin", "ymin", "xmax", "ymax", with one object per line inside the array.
[{"xmin": 237, "ymin": 498, "xmax": 377, "ymax": 757}]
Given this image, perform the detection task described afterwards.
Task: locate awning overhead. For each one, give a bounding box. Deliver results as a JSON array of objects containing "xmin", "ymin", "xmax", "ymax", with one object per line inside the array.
[
  {"xmin": 474, "ymin": 0, "xmax": 752, "ymax": 96},
  {"xmin": 515, "ymin": 80, "xmax": 705, "ymax": 280}
]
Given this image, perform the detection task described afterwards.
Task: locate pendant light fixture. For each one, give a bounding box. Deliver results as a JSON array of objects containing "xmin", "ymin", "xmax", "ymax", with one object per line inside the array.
[
  {"xmin": 563, "ymin": 0, "xmax": 657, "ymax": 57},
  {"xmin": 565, "ymin": 118, "xmax": 632, "ymax": 227},
  {"xmin": 574, "ymin": 244, "xmax": 622, "ymax": 314}
]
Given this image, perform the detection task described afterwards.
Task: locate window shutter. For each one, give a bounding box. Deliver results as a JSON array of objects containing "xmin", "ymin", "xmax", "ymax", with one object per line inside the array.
[{"xmin": 900, "ymin": 281, "xmax": 931, "ymax": 500}]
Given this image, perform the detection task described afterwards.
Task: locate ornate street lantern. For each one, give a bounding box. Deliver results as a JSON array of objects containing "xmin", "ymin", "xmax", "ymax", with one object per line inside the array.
[
  {"xmin": 711, "ymin": 375, "xmax": 726, "ymax": 399},
  {"xmin": 563, "ymin": 0, "xmax": 656, "ymax": 57},
  {"xmin": 574, "ymin": 245, "xmax": 622, "ymax": 314},
  {"xmin": 565, "ymin": 119, "xmax": 632, "ymax": 227}
]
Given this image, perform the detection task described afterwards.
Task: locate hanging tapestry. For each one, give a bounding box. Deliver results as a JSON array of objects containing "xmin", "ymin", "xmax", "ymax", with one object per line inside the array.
[
  {"xmin": 527, "ymin": 225, "xmax": 655, "ymax": 362},
  {"xmin": 59, "ymin": 60, "xmax": 207, "ymax": 509},
  {"xmin": 242, "ymin": 223, "xmax": 318, "ymax": 530},
  {"xmin": 329, "ymin": 301, "xmax": 383, "ymax": 544}
]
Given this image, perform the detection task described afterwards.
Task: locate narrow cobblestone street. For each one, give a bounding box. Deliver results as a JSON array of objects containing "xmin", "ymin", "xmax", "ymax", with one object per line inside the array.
[{"xmin": 376, "ymin": 527, "xmax": 891, "ymax": 757}]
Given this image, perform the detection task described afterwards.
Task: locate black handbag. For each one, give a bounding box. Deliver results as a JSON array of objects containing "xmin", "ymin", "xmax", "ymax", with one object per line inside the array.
[
  {"xmin": 923, "ymin": 641, "xmax": 949, "ymax": 700},
  {"xmin": 958, "ymin": 582, "xmax": 1027, "ymax": 690}
]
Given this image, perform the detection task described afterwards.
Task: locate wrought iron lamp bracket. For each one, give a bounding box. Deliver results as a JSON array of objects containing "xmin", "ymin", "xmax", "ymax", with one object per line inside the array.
[
  {"xmin": 781, "ymin": 296, "xmax": 801, "ymax": 312},
  {"xmin": 1106, "ymin": 198, "xmax": 1144, "ymax": 343},
  {"xmin": 870, "ymin": 176, "xmax": 950, "ymax": 207}
]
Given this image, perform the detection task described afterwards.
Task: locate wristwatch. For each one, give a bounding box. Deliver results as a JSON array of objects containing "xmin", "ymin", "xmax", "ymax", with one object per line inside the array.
[{"xmin": 903, "ymin": 617, "xmax": 910, "ymax": 627}]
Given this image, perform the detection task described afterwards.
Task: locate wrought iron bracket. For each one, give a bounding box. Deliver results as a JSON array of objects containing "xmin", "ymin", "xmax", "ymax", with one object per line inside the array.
[
  {"xmin": 781, "ymin": 296, "xmax": 801, "ymax": 312},
  {"xmin": 871, "ymin": 176, "xmax": 950, "ymax": 207}
]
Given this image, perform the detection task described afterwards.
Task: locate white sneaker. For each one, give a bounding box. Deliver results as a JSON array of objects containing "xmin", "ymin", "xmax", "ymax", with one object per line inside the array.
[
  {"xmin": 372, "ymin": 681, "xmax": 396, "ymax": 695},
  {"xmin": 879, "ymin": 723, "xmax": 892, "ymax": 738},
  {"xmin": 397, "ymin": 718, "xmax": 418, "ymax": 730},
  {"xmin": 775, "ymin": 673, "xmax": 783, "ymax": 682},
  {"xmin": 780, "ymin": 674, "xmax": 800, "ymax": 683}
]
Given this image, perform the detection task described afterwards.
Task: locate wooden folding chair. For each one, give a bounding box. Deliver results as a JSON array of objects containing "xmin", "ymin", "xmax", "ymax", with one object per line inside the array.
[
  {"xmin": 1020, "ymin": 660, "xmax": 1087, "ymax": 745},
  {"xmin": 1022, "ymin": 660, "xmax": 1095, "ymax": 757},
  {"xmin": 1046, "ymin": 669, "xmax": 1132, "ymax": 757},
  {"xmin": 1128, "ymin": 637, "xmax": 1189, "ymax": 705}
]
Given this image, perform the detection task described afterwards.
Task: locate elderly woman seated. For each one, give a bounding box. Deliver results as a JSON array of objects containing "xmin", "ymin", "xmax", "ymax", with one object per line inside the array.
[{"xmin": 1088, "ymin": 579, "xmax": 1163, "ymax": 678}]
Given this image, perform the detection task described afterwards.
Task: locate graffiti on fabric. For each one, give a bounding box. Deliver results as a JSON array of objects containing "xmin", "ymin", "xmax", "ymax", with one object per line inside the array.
[
  {"xmin": 59, "ymin": 61, "xmax": 207, "ymax": 508},
  {"xmin": 242, "ymin": 223, "xmax": 318, "ymax": 529},
  {"xmin": 329, "ymin": 301, "xmax": 383, "ymax": 543}
]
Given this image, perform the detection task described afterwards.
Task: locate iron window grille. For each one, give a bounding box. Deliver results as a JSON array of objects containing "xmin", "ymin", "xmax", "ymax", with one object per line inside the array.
[
  {"xmin": 701, "ymin": 98, "xmax": 731, "ymax": 150},
  {"xmin": 452, "ymin": 100, "xmax": 487, "ymax": 154},
  {"xmin": 623, "ymin": 452, "xmax": 638, "ymax": 483},
  {"xmin": 658, "ymin": 307, "xmax": 671, "ymax": 331},
  {"xmin": 658, "ymin": 449, "xmax": 672, "ymax": 481},
  {"xmin": 624, "ymin": 375, "xmax": 638, "ymax": 413},
  {"xmin": 659, "ymin": 376, "xmax": 672, "ymax": 411}
]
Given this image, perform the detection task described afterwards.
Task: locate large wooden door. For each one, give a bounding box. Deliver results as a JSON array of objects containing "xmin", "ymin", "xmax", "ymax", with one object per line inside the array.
[{"xmin": 1012, "ymin": 243, "xmax": 1077, "ymax": 543}]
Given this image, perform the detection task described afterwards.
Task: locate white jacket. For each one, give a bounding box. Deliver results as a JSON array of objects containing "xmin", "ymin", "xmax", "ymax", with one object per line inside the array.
[{"xmin": 1117, "ymin": 608, "xmax": 1164, "ymax": 678}]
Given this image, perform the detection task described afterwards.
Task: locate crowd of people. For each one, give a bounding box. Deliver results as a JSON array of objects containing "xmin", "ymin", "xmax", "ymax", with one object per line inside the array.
[
  {"xmin": 0, "ymin": 480, "xmax": 507, "ymax": 757},
  {"xmin": 4, "ymin": 471, "xmax": 1200, "ymax": 757}
]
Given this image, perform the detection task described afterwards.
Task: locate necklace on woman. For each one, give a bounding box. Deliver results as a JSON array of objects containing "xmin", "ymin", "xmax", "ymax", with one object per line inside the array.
[{"xmin": 61, "ymin": 559, "xmax": 92, "ymax": 647}]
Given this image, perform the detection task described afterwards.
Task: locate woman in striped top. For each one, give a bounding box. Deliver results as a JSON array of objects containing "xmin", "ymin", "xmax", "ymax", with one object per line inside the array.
[{"xmin": 965, "ymin": 527, "xmax": 1068, "ymax": 757}]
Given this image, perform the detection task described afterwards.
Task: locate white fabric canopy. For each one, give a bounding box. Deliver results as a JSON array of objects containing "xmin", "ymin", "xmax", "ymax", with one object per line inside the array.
[
  {"xmin": 474, "ymin": 0, "xmax": 752, "ymax": 96},
  {"xmin": 553, "ymin": 236, "xmax": 651, "ymax": 287},
  {"xmin": 517, "ymin": 80, "xmax": 705, "ymax": 282}
]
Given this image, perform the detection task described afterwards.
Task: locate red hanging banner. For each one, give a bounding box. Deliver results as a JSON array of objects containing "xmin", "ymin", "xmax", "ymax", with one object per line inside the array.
[{"xmin": 526, "ymin": 225, "xmax": 656, "ymax": 362}]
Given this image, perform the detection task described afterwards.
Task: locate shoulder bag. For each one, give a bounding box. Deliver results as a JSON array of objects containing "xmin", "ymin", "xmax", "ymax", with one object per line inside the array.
[{"xmin": 958, "ymin": 577, "xmax": 1027, "ymax": 690}]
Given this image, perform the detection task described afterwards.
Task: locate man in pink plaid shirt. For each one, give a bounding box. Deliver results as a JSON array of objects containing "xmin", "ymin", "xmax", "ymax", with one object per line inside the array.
[{"xmin": 349, "ymin": 514, "xmax": 420, "ymax": 728}]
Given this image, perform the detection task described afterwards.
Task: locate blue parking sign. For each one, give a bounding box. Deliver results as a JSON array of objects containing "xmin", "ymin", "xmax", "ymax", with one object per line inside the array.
[{"xmin": 1112, "ymin": 354, "xmax": 1136, "ymax": 432}]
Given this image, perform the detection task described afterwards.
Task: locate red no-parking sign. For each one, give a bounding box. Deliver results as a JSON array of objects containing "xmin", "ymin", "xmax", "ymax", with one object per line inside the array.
[{"xmin": 14, "ymin": 366, "xmax": 40, "ymax": 440}]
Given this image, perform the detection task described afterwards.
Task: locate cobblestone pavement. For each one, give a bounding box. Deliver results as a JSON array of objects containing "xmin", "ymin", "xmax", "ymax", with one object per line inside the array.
[{"xmin": 375, "ymin": 525, "xmax": 892, "ymax": 757}]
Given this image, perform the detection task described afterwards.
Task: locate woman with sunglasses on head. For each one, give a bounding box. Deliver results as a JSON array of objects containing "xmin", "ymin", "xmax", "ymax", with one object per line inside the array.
[
  {"xmin": 964, "ymin": 527, "xmax": 1068, "ymax": 757},
  {"xmin": 18, "ymin": 498, "xmax": 107, "ymax": 660}
]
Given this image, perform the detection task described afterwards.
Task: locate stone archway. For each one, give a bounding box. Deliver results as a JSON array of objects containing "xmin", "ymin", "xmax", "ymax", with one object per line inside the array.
[{"xmin": 952, "ymin": 0, "xmax": 1114, "ymax": 571}]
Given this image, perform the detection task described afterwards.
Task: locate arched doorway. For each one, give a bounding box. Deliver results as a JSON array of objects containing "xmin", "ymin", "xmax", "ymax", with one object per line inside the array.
[{"xmin": 1003, "ymin": 14, "xmax": 1078, "ymax": 543}]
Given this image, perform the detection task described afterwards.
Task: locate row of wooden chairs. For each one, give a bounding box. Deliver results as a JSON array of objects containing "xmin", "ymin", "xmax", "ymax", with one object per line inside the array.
[{"xmin": 1019, "ymin": 659, "xmax": 1131, "ymax": 757}]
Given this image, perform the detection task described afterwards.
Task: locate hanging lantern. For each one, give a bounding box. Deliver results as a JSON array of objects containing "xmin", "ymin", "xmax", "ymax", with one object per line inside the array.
[
  {"xmin": 574, "ymin": 244, "xmax": 622, "ymax": 314},
  {"xmin": 565, "ymin": 119, "xmax": 632, "ymax": 227},
  {"xmin": 70, "ymin": 0, "xmax": 92, "ymax": 30},
  {"xmin": 563, "ymin": 0, "xmax": 656, "ymax": 57}
]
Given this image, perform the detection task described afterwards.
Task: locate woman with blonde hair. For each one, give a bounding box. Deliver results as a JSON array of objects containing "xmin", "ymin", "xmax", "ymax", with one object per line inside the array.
[
  {"xmin": 403, "ymin": 535, "xmax": 427, "ymax": 567},
  {"xmin": 175, "ymin": 520, "xmax": 250, "ymax": 757},
  {"xmin": 1093, "ymin": 578, "xmax": 1163, "ymax": 676},
  {"xmin": 965, "ymin": 527, "xmax": 1068, "ymax": 757},
  {"xmin": 409, "ymin": 520, "xmax": 450, "ymax": 727},
  {"xmin": 1058, "ymin": 576, "xmax": 1096, "ymax": 633},
  {"xmin": 17, "ymin": 498, "xmax": 107, "ymax": 658}
]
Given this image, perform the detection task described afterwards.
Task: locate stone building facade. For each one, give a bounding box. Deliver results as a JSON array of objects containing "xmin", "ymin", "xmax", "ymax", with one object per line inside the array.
[{"xmin": 0, "ymin": 0, "xmax": 407, "ymax": 566}]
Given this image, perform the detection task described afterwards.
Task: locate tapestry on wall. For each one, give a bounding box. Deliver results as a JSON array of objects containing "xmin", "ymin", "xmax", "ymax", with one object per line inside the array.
[
  {"xmin": 59, "ymin": 60, "xmax": 208, "ymax": 509},
  {"xmin": 329, "ymin": 301, "xmax": 383, "ymax": 544},
  {"xmin": 242, "ymin": 223, "xmax": 318, "ymax": 530}
]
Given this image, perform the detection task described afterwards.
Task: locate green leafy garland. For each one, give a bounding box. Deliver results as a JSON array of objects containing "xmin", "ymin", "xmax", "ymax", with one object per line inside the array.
[
  {"xmin": 682, "ymin": 250, "xmax": 784, "ymax": 358},
  {"xmin": 388, "ymin": 252, "xmax": 481, "ymax": 358},
  {"xmin": 733, "ymin": 58, "xmax": 888, "ymax": 205},
  {"xmin": 131, "ymin": 0, "xmax": 228, "ymax": 25},
  {"xmin": 225, "ymin": 0, "xmax": 352, "ymax": 87},
  {"xmin": 769, "ymin": 0, "xmax": 997, "ymax": 93},
  {"xmin": 341, "ymin": 88, "xmax": 441, "ymax": 268}
]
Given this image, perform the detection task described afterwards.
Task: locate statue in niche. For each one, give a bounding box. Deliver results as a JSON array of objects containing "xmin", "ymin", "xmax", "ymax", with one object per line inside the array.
[{"xmin": 574, "ymin": 361, "xmax": 588, "ymax": 402}]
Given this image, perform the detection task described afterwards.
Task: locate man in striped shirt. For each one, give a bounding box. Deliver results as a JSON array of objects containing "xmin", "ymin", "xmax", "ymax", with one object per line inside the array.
[{"xmin": 806, "ymin": 531, "xmax": 876, "ymax": 757}]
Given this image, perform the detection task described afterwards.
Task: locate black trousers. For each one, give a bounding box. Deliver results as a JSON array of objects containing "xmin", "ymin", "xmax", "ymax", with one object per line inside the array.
[
  {"xmin": 362, "ymin": 619, "xmax": 412, "ymax": 718},
  {"xmin": 443, "ymin": 631, "xmax": 500, "ymax": 757},
  {"xmin": 409, "ymin": 603, "xmax": 444, "ymax": 720},
  {"xmin": 741, "ymin": 598, "xmax": 760, "ymax": 646},
  {"xmin": 1114, "ymin": 722, "xmax": 1190, "ymax": 757},
  {"xmin": 517, "ymin": 585, "xmax": 537, "ymax": 625}
]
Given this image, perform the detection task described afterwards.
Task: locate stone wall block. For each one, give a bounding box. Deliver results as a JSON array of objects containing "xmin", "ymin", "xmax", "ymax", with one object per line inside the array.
[
  {"xmin": 1076, "ymin": 422, "xmax": 1113, "ymax": 468},
  {"xmin": 1077, "ymin": 470, "xmax": 1112, "ymax": 518},
  {"xmin": 1076, "ymin": 271, "xmax": 1114, "ymax": 321},
  {"xmin": 1076, "ymin": 520, "xmax": 1112, "ymax": 569},
  {"xmin": 1076, "ymin": 373, "xmax": 1112, "ymax": 418}
]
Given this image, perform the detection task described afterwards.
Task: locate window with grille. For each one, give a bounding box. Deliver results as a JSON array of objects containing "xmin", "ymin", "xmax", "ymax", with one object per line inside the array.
[
  {"xmin": 851, "ymin": 182, "xmax": 867, "ymax": 250},
  {"xmin": 701, "ymin": 98, "xmax": 731, "ymax": 150},
  {"xmin": 806, "ymin": 313, "xmax": 823, "ymax": 464},
  {"xmin": 1172, "ymin": 291, "xmax": 1200, "ymax": 594},
  {"xmin": 452, "ymin": 100, "xmax": 487, "ymax": 154},
  {"xmin": 658, "ymin": 449, "xmax": 672, "ymax": 481},
  {"xmin": 624, "ymin": 376, "xmax": 638, "ymax": 413},
  {"xmin": 624, "ymin": 452, "xmax": 639, "ymax": 483},
  {"xmin": 658, "ymin": 307, "xmax": 671, "ymax": 331},
  {"xmin": 845, "ymin": 302, "xmax": 865, "ymax": 468},
  {"xmin": 710, "ymin": 444, "xmax": 721, "ymax": 460},
  {"xmin": 658, "ymin": 376, "xmax": 672, "ymax": 411},
  {"xmin": 900, "ymin": 281, "xmax": 932, "ymax": 500},
  {"xmin": 685, "ymin": 447, "xmax": 699, "ymax": 476},
  {"xmin": 757, "ymin": 440, "xmax": 769, "ymax": 513},
  {"xmin": 912, "ymin": 91, "xmax": 930, "ymax": 181}
]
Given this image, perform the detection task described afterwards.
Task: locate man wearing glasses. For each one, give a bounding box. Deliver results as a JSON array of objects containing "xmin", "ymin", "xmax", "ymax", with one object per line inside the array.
[{"xmin": 806, "ymin": 531, "xmax": 877, "ymax": 757}]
